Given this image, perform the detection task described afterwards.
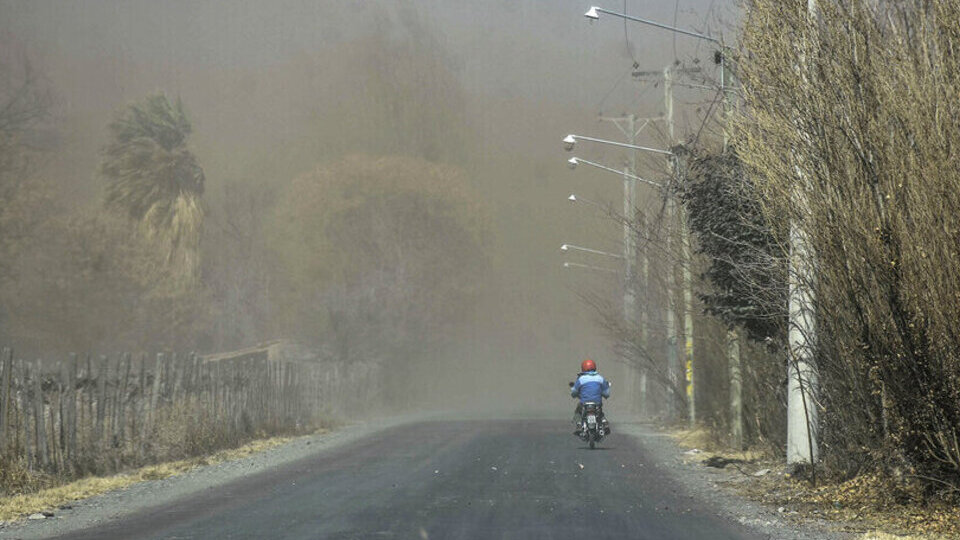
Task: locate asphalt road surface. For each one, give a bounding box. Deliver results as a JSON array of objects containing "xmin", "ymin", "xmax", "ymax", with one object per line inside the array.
[{"xmin": 51, "ymin": 420, "xmax": 768, "ymax": 540}]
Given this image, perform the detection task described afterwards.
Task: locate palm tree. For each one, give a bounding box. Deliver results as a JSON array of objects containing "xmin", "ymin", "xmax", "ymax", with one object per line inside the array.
[{"xmin": 100, "ymin": 94, "xmax": 204, "ymax": 282}]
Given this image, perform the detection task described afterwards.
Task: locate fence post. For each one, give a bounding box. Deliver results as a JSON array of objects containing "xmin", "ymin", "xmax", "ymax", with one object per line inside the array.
[
  {"xmin": 95, "ymin": 355, "xmax": 108, "ymax": 448},
  {"xmin": 114, "ymin": 353, "xmax": 131, "ymax": 452},
  {"xmin": 71, "ymin": 353, "xmax": 79, "ymax": 464},
  {"xmin": 189, "ymin": 353, "xmax": 199, "ymax": 410},
  {"xmin": 135, "ymin": 353, "xmax": 145, "ymax": 450},
  {"xmin": 134, "ymin": 353, "xmax": 145, "ymax": 459},
  {"xmin": 50, "ymin": 369, "xmax": 60, "ymax": 472},
  {"xmin": 0, "ymin": 348, "xmax": 12, "ymax": 455},
  {"xmin": 58, "ymin": 358, "xmax": 67, "ymax": 464},
  {"xmin": 33, "ymin": 359, "xmax": 49, "ymax": 469},
  {"xmin": 84, "ymin": 354, "xmax": 93, "ymax": 449},
  {"xmin": 146, "ymin": 353, "xmax": 164, "ymax": 445},
  {"xmin": 213, "ymin": 361, "xmax": 221, "ymax": 423},
  {"xmin": 172, "ymin": 352, "xmax": 184, "ymax": 402},
  {"xmin": 65, "ymin": 353, "xmax": 78, "ymax": 464},
  {"xmin": 20, "ymin": 360, "xmax": 33, "ymax": 469}
]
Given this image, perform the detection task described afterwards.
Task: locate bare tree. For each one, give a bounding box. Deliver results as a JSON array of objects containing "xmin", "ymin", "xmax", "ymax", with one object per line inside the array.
[{"xmin": 739, "ymin": 0, "xmax": 960, "ymax": 490}]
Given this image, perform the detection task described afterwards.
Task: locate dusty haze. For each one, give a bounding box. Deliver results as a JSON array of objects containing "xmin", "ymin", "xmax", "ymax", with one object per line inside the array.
[{"xmin": 0, "ymin": 0, "xmax": 734, "ymax": 415}]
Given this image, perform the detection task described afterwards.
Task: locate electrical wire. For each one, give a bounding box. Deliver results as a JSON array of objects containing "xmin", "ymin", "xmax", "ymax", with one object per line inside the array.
[
  {"xmin": 623, "ymin": 0, "xmax": 638, "ymax": 66},
  {"xmin": 695, "ymin": 0, "xmax": 719, "ymax": 59},
  {"xmin": 594, "ymin": 65, "xmax": 634, "ymax": 115},
  {"xmin": 690, "ymin": 86, "xmax": 723, "ymax": 149},
  {"xmin": 672, "ymin": 0, "xmax": 680, "ymax": 61}
]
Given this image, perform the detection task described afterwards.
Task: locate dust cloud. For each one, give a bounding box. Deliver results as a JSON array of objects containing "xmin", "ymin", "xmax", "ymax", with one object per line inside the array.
[{"xmin": 0, "ymin": 0, "xmax": 733, "ymax": 417}]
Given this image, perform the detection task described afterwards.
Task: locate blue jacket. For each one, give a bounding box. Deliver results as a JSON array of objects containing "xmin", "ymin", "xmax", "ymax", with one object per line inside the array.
[{"xmin": 571, "ymin": 371, "xmax": 610, "ymax": 404}]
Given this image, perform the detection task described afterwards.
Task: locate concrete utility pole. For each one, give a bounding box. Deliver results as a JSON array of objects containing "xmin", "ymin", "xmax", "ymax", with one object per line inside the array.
[
  {"xmin": 677, "ymin": 155, "xmax": 696, "ymax": 427},
  {"xmin": 787, "ymin": 0, "xmax": 820, "ymax": 465},
  {"xmin": 662, "ymin": 66, "xmax": 682, "ymax": 419},
  {"xmin": 664, "ymin": 202, "xmax": 680, "ymax": 418},
  {"xmin": 584, "ymin": 1, "xmax": 744, "ymax": 437},
  {"xmin": 787, "ymin": 171, "xmax": 819, "ymax": 464},
  {"xmin": 660, "ymin": 64, "xmax": 697, "ymax": 426},
  {"xmin": 598, "ymin": 114, "xmax": 643, "ymax": 415},
  {"xmin": 598, "ymin": 112, "xmax": 673, "ymax": 418},
  {"xmin": 728, "ymin": 330, "xmax": 743, "ymax": 448},
  {"xmin": 715, "ymin": 44, "xmax": 745, "ymax": 449},
  {"xmin": 624, "ymin": 63, "xmax": 699, "ymax": 423},
  {"xmin": 564, "ymin": 134, "xmax": 668, "ymax": 418}
]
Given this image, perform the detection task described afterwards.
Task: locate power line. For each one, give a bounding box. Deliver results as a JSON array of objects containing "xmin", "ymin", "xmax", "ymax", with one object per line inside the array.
[
  {"xmin": 623, "ymin": 0, "xmax": 639, "ymax": 66},
  {"xmin": 595, "ymin": 65, "xmax": 634, "ymax": 115}
]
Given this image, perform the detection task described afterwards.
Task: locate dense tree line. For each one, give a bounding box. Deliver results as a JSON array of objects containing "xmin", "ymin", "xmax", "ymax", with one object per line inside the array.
[
  {"xmin": 724, "ymin": 0, "xmax": 960, "ymax": 494},
  {"xmin": 0, "ymin": 11, "xmax": 488, "ymax": 393}
]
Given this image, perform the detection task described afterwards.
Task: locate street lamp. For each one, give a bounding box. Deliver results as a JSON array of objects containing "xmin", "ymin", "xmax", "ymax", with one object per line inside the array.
[
  {"xmin": 567, "ymin": 157, "xmax": 664, "ymax": 189},
  {"xmin": 582, "ymin": 5, "xmax": 725, "ymax": 427},
  {"xmin": 584, "ymin": 6, "xmax": 720, "ymax": 44},
  {"xmin": 566, "ymin": 121, "xmax": 664, "ymax": 422},
  {"xmin": 563, "ymin": 134, "xmax": 672, "ymax": 156},
  {"xmin": 561, "ymin": 243, "xmax": 624, "ymax": 259},
  {"xmin": 584, "ymin": 5, "xmax": 731, "ymax": 140},
  {"xmin": 563, "ymin": 261, "xmax": 619, "ymax": 274},
  {"xmin": 568, "ymin": 193, "xmax": 605, "ymax": 210},
  {"xmin": 584, "ymin": 5, "xmax": 738, "ymax": 433}
]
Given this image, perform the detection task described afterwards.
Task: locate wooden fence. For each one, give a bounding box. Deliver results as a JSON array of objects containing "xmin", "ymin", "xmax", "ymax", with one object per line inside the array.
[{"xmin": 0, "ymin": 347, "xmax": 378, "ymax": 477}]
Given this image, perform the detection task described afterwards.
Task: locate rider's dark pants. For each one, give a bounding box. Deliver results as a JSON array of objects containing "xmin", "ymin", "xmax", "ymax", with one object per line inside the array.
[{"xmin": 573, "ymin": 402, "xmax": 608, "ymax": 425}]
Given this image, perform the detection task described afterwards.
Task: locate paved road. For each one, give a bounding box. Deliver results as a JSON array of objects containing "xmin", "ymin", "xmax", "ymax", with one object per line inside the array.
[{"xmin": 53, "ymin": 420, "xmax": 766, "ymax": 540}]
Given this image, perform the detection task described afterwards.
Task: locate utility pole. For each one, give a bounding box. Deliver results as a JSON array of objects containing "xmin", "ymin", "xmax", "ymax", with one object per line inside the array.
[
  {"xmin": 717, "ymin": 46, "xmax": 744, "ymax": 449},
  {"xmin": 598, "ymin": 114, "xmax": 641, "ymax": 416},
  {"xmin": 661, "ymin": 64, "xmax": 697, "ymax": 426},
  {"xmin": 664, "ymin": 202, "xmax": 679, "ymax": 418},
  {"xmin": 623, "ymin": 115, "xmax": 639, "ymax": 417},
  {"xmin": 661, "ymin": 65, "xmax": 683, "ymax": 421},
  {"xmin": 677, "ymin": 152, "xmax": 695, "ymax": 427},
  {"xmin": 628, "ymin": 63, "xmax": 699, "ymax": 423},
  {"xmin": 637, "ymin": 211, "xmax": 648, "ymax": 418},
  {"xmin": 787, "ymin": 0, "xmax": 820, "ymax": 465}
]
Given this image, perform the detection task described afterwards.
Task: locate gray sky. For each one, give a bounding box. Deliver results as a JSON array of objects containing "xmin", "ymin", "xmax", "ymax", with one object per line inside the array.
[{"xmin": 1, "ymin": 0, "xmax": 737, "ymax": 405}]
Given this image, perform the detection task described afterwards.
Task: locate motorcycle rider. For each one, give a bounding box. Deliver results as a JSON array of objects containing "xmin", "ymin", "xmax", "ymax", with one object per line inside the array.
[{"xmin": 570, "ymin": 359, "xmax": 611, "ymax": 436}]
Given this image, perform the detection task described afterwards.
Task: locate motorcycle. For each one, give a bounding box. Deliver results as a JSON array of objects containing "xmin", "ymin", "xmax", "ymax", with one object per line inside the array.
[{"xmin": 569, "ymin": 382, "xmax": 610, "ymax": 449}]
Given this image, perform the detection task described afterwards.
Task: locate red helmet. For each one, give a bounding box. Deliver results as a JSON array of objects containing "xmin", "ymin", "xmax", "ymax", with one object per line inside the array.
[{"xmin": 581, "ymin": 359, "xmax": 597, "ymax": 372}]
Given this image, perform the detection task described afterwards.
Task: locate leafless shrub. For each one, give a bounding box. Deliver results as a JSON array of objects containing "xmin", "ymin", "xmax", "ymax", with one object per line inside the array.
[{"xmin": 738, "ymin": 0, "xmax": 960, "ymax": 492}]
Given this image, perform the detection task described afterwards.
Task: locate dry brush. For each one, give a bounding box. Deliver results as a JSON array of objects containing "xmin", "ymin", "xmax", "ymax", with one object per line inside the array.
[{"xmin": 738, "ymin": 0, "xmax": 960, "ymax": 493}]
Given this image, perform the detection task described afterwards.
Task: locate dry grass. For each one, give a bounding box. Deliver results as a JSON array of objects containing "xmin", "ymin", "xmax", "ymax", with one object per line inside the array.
[
  {"xmin": 725, "ymin": 458, "xmax": 960, "ymax": 539},
  {"xmin": 859, "ymin": 533, "xmax": 953, "ymax": 540},
  {"xmin": 669, "ymin": 427, "xmax": 766, "ymax": 463},
  {"xmin": 797, "ymin": 474, "xmax": 960, "ymax": 538},
  {"xmin": 670, "ymin": 427, "xmax": 715, "ymax": 450},
  {"xmin": 0, "ymin": 430, "xmax": 325, "ymax": 522},
  {"xmin": 666, "ymin": 425, "xmax": 958, "ymax": 538}
]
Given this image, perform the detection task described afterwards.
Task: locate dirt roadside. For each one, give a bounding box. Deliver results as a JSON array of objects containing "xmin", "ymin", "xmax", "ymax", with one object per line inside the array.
[
  {"xmin": 0, "ymin": 415, "xmax": 420, "ymax": 539},
  {"xmin": 617, "ymin": 422, "xmax": 855, "ymax": 540},
  {"xmin": 651, "ymin": 425, "xmax": 958, "ymax": 540}
]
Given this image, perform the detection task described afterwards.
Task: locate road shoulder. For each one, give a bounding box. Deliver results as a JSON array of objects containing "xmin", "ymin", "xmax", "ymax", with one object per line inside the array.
[
  {"xmin": 0, "ymin": 416, "xmax": 417, "ymax": 539},
  {"xmin": 617, "ymin": 421, "xmax": 854, "ymax": 540}
]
